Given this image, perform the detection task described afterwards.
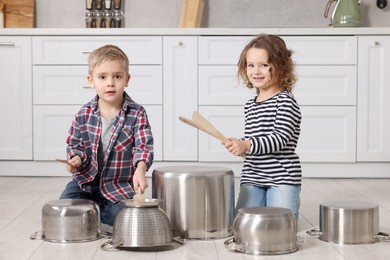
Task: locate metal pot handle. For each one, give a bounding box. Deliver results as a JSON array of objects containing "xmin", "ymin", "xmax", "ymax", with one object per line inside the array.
[
  {"xmin": 373, "ymin": 232, "xmax": 390, "ymax": 242},
  {"xmin": 173, "ymin": 237, "xmax": 185, "ymax": 244},
  {"xmin": 306, "ymin": 228, "xmax": 323, "ymax": 237},
  {"xmin": 29, "ymin": 231, "xmax": 43, "ymax": 240},
  {"xmin": 224, "ymin": 237, "xmax": 247, "ymax": 253},
  {"xmin": 98, "ymin": 230, "xmax": 112, "ymax": 239},
  {"xmin": 100, "ymin": 240, "xmax": 123, "ymax": 251}
]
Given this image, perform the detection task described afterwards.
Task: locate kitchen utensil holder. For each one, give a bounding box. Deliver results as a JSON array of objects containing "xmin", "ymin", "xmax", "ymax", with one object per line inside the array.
[{"xmin": 85, "ymin": 0, "xmax": 123, "ymax": 28}]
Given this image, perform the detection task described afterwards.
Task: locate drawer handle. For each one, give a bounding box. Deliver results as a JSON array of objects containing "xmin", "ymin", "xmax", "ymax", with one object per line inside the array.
[
  {"xmin": 82, "ymin": 50, "xmax": 93, "ymax": 54},
  {"xmin": 83, "ymin": 84, "xmax": 93, "ymax": 88},
  {"xmin": 0, "ymin": 42, "xmax": 15, "ymax": 46},
  {"xmin": 178, "ymin": 41, "xmax": 184, "ymax": 46},
  {"xmin": 374, "ymin": 41, "xmax": 380, "ymax": 46}
]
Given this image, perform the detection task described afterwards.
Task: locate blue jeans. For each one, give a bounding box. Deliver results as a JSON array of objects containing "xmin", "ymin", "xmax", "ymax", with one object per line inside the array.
[
  {"xmin": 235, "ymin": 184, "xmax": 301, "ymax": 222},
  {"xmin": 59, "ymin": 179, "xmax": 124, "ymax": 226}
]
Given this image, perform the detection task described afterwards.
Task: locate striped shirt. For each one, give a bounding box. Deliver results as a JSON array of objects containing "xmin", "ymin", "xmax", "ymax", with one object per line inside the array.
[
  {"xmin": 241, "ymin": 90, "xmax": 302, "ymax": 187},
  {"xmin": 66, "ymin": 92, "xmax": 154, "ymax": 203}
]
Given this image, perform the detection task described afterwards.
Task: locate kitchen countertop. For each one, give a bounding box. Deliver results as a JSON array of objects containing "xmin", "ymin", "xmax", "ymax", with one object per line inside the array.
[{"xmin": 1, "ymin": 27, "xmax": 390, "ymax": 36}]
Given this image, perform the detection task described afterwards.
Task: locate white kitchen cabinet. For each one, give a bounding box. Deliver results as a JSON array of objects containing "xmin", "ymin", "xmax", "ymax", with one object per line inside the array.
[
  {"xmin": 1, "ymin": 31, "xmax": 389, "ymax": 178},
  {"xmin": 163, "ymin": 37, "xmax": 198, "ymax": 161},
  {"xmin": 357, "ymin": 36, "xmax": 390, "ymax": 162},
  {"xmin": 0, "ymin": 37, "xmax": 32, "ymax": 160}
]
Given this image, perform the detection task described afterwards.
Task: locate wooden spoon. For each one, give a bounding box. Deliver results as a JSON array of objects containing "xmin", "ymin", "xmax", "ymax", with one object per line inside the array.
[
  {"xmin": 191, "ymin": 111, "xmax": 229, "ymax": 143},
  {"xmin": 179, "ymin": 112, "xmax": 245, "ymax": 159},
  {"xmin": 55, "ymin": 159, "xmax": 73, "ymax": 167}
]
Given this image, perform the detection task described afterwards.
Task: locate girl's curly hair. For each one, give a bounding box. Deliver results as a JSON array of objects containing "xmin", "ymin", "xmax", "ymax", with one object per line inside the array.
[{"xmin": 237, "ymin": 34, "xmax": 297, "ymax": 94}]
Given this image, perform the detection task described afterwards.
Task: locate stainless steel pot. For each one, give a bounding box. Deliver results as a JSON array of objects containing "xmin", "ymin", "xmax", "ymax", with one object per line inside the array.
[
  {"xmin": 307, "ymin": 201, "xmax": 390, "ymax": 244},
  {"xmin": 152, "ymin": 165, "xmax": 234, "ymax": 239},
  {"xmin": 30, "ymin": 199, "xmax": 102, "ymax": 243},
  {"xmin": 225, "ymin": 207, "xmax": 298, "ymax": 255},
  {"xmin": 101, "ymin": 199, "xmax": 182, "ymax": 250}
]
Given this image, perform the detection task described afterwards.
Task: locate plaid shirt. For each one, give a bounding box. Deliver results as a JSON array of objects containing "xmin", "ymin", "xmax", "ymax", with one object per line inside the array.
[{"xmin": 66, "ymin": 93, "xmax": 154, "ymax": 203}]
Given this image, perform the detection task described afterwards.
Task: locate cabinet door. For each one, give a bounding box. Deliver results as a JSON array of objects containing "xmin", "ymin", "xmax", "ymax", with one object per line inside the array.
[
  {"xmin": 357, "ymin": 36, "xmax": 390, "ymax": 161},
  {"xmin": 33, "ymin": 105, "xmax": 163, "ymax": 161},
  {"xmin": 297, "ymin": 107, "xmax": 356, "ymax": 162},
  {"xmin": 163, "ymin": 37, "xmax": 198, "ymax": 161},
  {"xmin": 198, "ymin": 106, "xmax": 244, "ymax": 162},
  {"xmin": 0, "ymin": 37, "xmax": 32, "ymax": 160}
]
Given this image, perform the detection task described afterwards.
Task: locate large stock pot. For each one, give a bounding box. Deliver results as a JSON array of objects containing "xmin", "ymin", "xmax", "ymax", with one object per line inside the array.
[{"xmin": 152, "ymin": 165, "xmax": 235, "ymax": 239}]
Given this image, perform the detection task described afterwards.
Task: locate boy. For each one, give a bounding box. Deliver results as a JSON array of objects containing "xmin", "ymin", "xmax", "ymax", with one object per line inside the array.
[{"xmin": 59, "ymin": 44, "xmax": 154, "ymax": 226}]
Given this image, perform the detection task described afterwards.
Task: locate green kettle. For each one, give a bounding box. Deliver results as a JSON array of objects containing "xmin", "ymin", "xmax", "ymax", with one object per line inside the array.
[{"xmin": 324, "ymin": 0, "xmax": 361, "ymax": 27}]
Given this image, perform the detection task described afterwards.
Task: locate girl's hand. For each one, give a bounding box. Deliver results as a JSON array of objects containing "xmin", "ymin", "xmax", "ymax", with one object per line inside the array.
[
  {"xmin": 224, "ymin": 138, "xmax": 250, "ymax": 157},
  {"xmin": 133, "ymin": 161, "xmax": 148, "ymax": 194},
  {"xmin": 66, "ymin": 156, "xmax": 81, "ymax": 173}
]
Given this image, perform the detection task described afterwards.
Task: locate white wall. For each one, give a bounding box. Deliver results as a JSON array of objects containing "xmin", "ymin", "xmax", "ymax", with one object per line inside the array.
[{"xmin": 36, "ymin": 0, "xmax": 390, "ymax": 28}]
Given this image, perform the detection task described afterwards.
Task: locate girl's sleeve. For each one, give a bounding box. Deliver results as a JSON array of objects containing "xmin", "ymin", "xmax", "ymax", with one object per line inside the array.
[{"xmin": 249, "ymin": 98, "xmax": 301, "ymax": 155}]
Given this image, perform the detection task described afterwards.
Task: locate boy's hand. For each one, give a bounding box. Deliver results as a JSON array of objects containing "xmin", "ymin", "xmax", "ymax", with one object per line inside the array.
[
  {"xmin": 133, "ymin": 161, "xmax": 148, "ymax": 194},
  {"xmin": 66, "ymin": 156, "xmax": 82, "ymax": 174}
]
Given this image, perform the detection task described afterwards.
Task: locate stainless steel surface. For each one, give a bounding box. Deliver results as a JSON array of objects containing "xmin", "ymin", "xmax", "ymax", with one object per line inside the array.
[
  {"xmin": 319, "ymin": 201, "xmax": 380, "ymax": 244},
  {"xmin": 225, "ymin": 207, "xmax": 298, "ymax": 255},
  {"xmin": 101, "ymin": 199, "xmax": 174, "ymax": 249},
  {"xmin": 31, "ymin": 199, "xmax": 101, "ymax": 243},
  {"xmin": 152, "ymin": 165, "xmax": 235, "ymax": 239}
]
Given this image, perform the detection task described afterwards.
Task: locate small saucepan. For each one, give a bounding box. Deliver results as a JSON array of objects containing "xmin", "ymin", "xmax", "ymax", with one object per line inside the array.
[
  {"xmin": 307, "ymin": 201, "xmax": 390, "ymax": 244},
  {"xmin": 30, "ymin": 199, "xmax": 109, "ymax": 243},
  {"xmin": 224, "ymin": 207, "xmax": 298, "ymax": 255}
]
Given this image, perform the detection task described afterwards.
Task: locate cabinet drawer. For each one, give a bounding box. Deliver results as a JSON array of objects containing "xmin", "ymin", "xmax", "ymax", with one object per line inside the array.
[
  {"xmin": 33, "ymin": 105, "xmax": 162, "ymax": 161},
  {"xmin": 198, "ymin": 66, "xmax": 255, "ymax": 105},
  {"xmin": 33, "ymin": 65, "xmax": 162, "ymax": 105},
  {"xmin": 297, "ymin": 106, "xmax": 356, "ymax": 162},
  {"xmin": 199, "ymin": 36, "xmax": 357, "ymax": 65},
  {"xmin": 197, "ymin": 106, "xmax": 356, "ymax": 163},
  {"xmin": 294, "ymin": 65, "xmax": 357, "ymax": 106},
  {"xmin": 199, "ymin": 65, "xmax": 356, "ymax": 106},
  {"xmin": 33, "ymin": 36, "xmax": 162, "ymax": 65}
]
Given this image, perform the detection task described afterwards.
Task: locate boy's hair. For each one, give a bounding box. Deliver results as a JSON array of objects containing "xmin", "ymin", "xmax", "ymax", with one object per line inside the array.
[
  {"xmin": 237, "ymin": 34, "xmax": 297, "ymax": 93},
  {"xmin": 88, "ymin": 44, "xmax": 129, "ymax": 75}
]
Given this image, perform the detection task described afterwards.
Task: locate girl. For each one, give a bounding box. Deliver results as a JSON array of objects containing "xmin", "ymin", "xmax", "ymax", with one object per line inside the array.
[{"xmin": 224, "ymin": 34, "xmax": 302, "ymax": 222}]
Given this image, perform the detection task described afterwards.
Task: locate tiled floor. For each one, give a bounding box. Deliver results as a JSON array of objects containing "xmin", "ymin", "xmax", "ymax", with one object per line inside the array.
[{"xmin": 1, "ymin": 177, "xmax": 390, "ymax": 260}]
